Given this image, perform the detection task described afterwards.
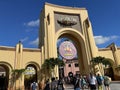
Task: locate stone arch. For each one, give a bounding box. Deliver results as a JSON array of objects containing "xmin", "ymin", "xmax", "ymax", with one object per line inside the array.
[
  {"xmin": 25, "ymin": 61, "xmax": 40, "ymax": 71},
  {"xmin": 104, "ymin": 59, "xmax": 115, "ymax": 80},
  {"xmin": 0, "ymin": 61, "xmax": 13, "ymax": 89},
  {"xmin": 55, "ymin": 28, "xmax": 90, "ymax": 75},
  {"xmin": 0, "ymin": 61, "xmax": 13, "ymax": 71},
  {"xmin": 24, "ymin": 61, "xmax": 40, "ymax": 90},
  {"xmin": 55, "ymin": 28, "xmax": 85, "ymax": 41}
]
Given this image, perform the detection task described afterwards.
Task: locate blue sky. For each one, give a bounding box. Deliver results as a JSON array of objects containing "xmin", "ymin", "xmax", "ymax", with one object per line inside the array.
[{"xmin": 0, "ymin": 0, "xmax": 120, "ymax": 48}]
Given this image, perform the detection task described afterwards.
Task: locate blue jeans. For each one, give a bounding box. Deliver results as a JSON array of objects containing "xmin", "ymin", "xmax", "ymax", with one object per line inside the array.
[{"xmin": 75, "ymin": 87, "xmax": 80, "ymax": 90}]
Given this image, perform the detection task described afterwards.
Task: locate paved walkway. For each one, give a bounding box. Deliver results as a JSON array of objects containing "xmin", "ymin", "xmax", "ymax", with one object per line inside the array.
[
  {"xmin": 64, "ymin": 81, "xmax": 120, "ymax": 90},
  {"xmin": 110, "ymin": 81, "xmax": 120, "ymax": 90}
]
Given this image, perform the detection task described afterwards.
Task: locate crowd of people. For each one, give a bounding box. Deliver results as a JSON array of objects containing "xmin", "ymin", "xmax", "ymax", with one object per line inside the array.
[
  {"xmin": 30, "ymin": 73, "xmax": 111, "ymax": 90},
  {"xmin": 44, "ymin": 77, "xmax": 64, "ymax": 90},
  {"xmin": 30, "ymin": 77, "xmax": 64, "ymax": 90},
  {"xmin": 73, "ymin": 73, "xmax": 111, "ymax": 90}
]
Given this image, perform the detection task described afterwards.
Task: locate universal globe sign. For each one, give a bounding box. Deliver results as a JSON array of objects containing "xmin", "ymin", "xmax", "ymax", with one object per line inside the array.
[
  {"xmin": 24, "ymin": 67, "xmax": 35, "ymax": 75},
  {"xmin": 59, "ymin": 41, "xmax": 77, "ymax": 59}
]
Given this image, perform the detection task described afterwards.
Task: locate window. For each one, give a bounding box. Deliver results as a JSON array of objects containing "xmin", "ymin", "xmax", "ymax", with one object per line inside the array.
[
  {"xmin": 75, "ymin": 63, "xmax": 79, "ymax": 67},
  {"xmin": 68, "ymin": 64, "xmax": 71, "ymax": 67}
]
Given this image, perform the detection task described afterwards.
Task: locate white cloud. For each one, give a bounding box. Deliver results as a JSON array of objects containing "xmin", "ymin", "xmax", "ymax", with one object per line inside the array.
[
  {"xmin": 24, "ymin": 19, "xmax": 39, "ymax": 27},
  {"xmin": 20, "ymin": 37, "xmax": 29, "ymax": 42},
  {"xmin": 29, "ymin": 38, "xmax": 39, "ymax": 46},
  {"xmin": 94, "ymin": 35, "xmax": 119, "ymax": 45},
  {"xmin": 57, "ymin": 39, "xmax": 61, "ymax": 45},
  {"xmin": 25, "ymin": 29, "xmax": 34, "ymax": 32},
  {"xmin": 110, "ymin": 35, "xmax": 119, "ymax": 39}
]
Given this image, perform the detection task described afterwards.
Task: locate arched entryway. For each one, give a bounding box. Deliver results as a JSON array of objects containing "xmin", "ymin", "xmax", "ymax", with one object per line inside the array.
[
  {"xmin": 56, "ymin": 29, "xmax": 90, "ymax": 82},
  {"xmin": 104, "ymin": 67, "xmax": 114, "ymax": 80},
  {"xmin": 0, "ymin": 64, "xmax": 10, "ymax": 90},
  {"xmin": 24, "ymin": 64, "xmax": 38, "ymax": 90},
  {"xmin": 57, "ymin": 37, "xmax": 79, "ymax": 83},
  {"xmin": 104, "ymin": 59, "xmax": 115, "ymax": 80}
]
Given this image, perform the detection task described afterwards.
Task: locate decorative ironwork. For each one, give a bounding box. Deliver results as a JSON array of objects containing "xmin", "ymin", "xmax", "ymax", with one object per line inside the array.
[{"xmin": 57, "ymin": 17, "xmax": 77, "ymax": 26}]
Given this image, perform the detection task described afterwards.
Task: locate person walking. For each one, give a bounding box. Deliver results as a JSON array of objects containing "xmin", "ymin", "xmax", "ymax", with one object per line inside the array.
[
  {"xmin": 44, "ymin": 79, "xmax": 50, "ymax": 90},
  {"xmin": 30, "ymin": 81, "xmax": 38, "ymax": 90},
  {"xmin": 50, "ymin": 77, "xmax": 58, "ymax": 90},
  {"xmin": 103, "ymin": 76, "xmax": 111, "ymax": 90},
  {"xmin": 74, "ymin": 75, "xmax": 81, "ymax": 90},
  {"xmin": 88, "ymin": 73, "xmax": 97, "ymax": 90},
  {"xmin": 96, "ymin": 73, "xmax": 104, "ymax": 90},
  {"xmin": 80, "ymin": 75, "xmax": 88, "ymax": 90},
  {"xmin": 57, "ymin": 79, "xmax": 64, "ymax": 90}
]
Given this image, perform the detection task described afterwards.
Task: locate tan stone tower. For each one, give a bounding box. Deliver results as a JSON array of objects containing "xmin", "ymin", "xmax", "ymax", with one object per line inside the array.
[{"xmin": 39, "ymin": 3, "xmax": 98, "ymax": 76}]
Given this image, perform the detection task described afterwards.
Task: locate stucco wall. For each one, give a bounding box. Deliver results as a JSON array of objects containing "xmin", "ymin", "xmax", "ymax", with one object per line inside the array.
[
  {"xmin": 22, "ymin": 48, "xmax": 41, "ymax": 68},
  {"xmin": 117, "ymin": 48, "xmax": 120, "ymax": 64},
  {"xmin": 0, "ymin": 46, "xmax": 15, "ymax": 68},
  {"xmin": 98, "ymin": 48, "xmax": 114, "ymax": 61},
  {"xmin": 0, "ymin": 46, "xmax": 41, "ymax": 69},
  {"xmin": 98, "ymin": 47, "xmax": 120, "ymax": 66}
]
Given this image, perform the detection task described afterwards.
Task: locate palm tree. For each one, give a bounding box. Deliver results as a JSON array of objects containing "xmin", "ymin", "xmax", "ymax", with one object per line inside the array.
[
  {"xmin": 91, "ymin": 56, "xmax": 112, "ymax": 67},
  {"xmin": 102, "ymin": 58, "xmax": 112, "ymax": 67},
  {"xmin": 41, "ymin": 59, "xmax": 53, "ymax": 78},
  {"xmin": 90, "ymin": 56, "xmax": 112, "ymax": 74},
  {"xmin": 54, "ymin": 58, "xmax": 65, "ymax": 67},
  {"xmin": 41, "ymin": 57, "xmax": 65, "ymax": 79},
  {"xmin": 12, "ymin": 69, "xmax": 25, "ymax": 90}
]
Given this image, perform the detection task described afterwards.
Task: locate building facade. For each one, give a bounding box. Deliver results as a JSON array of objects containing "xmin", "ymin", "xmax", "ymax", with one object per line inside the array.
[{"xmin": 0, "ymin": 3, "xmax": 120, "ymax": 90}]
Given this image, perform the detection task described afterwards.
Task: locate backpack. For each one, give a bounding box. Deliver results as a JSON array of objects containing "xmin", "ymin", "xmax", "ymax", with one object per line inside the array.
[
  {"xmin": 32, "ymin": 82, "xmax": 37, "ymax": 90},
  {"xmin": 104, "ymin": 76, "xmax": 111, "ymax": 85},
  {"xmin": 97, "ymin": 77, "xmax": 102, "ymax": 85},
  {"xmin": 81, "ymin": 78, "xmax": 86, "ymax": 85},
  {"xmin": 74, "ymin": 79, "xmax": 80, "ymax": 88}
]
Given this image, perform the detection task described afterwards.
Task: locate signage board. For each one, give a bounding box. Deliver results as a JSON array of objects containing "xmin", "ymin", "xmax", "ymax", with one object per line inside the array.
[{"xmin": 59, "ymin": 41, "xmax": 77, "ymax": 59}]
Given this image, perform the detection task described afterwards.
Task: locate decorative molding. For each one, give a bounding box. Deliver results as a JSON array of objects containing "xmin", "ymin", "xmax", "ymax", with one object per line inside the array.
[{"xmin": 57, "ymin": 17, "xmax": 77, "ymax": 26}]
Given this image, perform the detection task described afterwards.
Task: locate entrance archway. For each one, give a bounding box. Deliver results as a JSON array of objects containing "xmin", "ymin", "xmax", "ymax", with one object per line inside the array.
[
  {"xmin": 57, "ymin": 36, "xmax": 81, "ymax": 84},
  {"xmin": 0, "ymin": 65, "xmax": 9, "ymax": 90},
  {"xmin": 57, "ymin": 37, "xmax": 78, "ymax": 77},
  {"xmin": 56, "ymin": 28, "xmax": 89, "ymax": 75},
  {"xmin": 56, "ymin": 29, "xmax": 89, "ymax": 80},
  {"xmin": 24, "ymin": 64, "xmax": 37, "ymax": 90},
  {"xmin": 104, "ymin": 67, "xmax": 114, "ymax": 80}
]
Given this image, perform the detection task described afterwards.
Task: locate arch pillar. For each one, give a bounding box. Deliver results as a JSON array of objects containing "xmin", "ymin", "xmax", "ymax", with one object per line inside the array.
[{"xmin": 0, "ymin": 62, "xmax": 13, "ymax": 90}]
